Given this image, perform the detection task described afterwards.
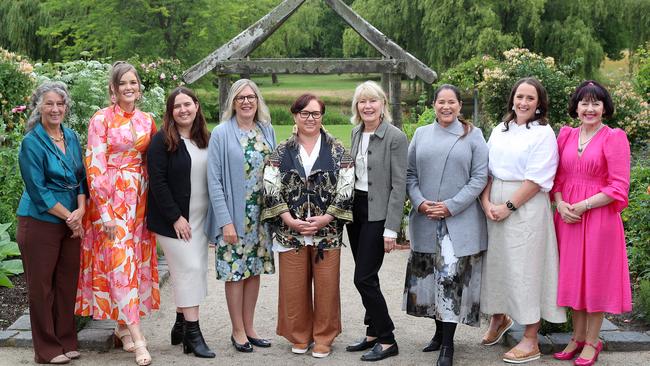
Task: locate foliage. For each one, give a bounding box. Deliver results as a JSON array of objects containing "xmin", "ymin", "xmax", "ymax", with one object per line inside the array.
[
  {"xmin": 129, "ymin": 57, "xmax": 185, "ymax": 92},
  {"xmin": 609, "ymin": 82, "xmax": 650, "ymax": 152},
  {"xmin": 624, "ymin": 157, "xmax": 650, "ymax": 282},
  {"xmin": 634, "ymin": 44, "xmax": 650, "ymax": 101},
  {"xmin": 0, "ymin": 222, "xmax": 24, "ymax": 288},
  {"xmin": 634, "ymin": 279, "xmax": 650, "ymax": 322},
  {"xmin": 436, "ymin": 56, "xmax": 499, "ymax": 92},
  {"xmin": 0, "ymin": 48, "xmax": 35, "ymax": 146},
  {"xmin": 0, "ymin": 147, "xmax": 23, "ymax": 241},
  {"xmin": 478, "ymin": 48, "xmax": 579, "ymax": 130},
  {"xmin": 34, "ymin": 60, "xmax": 112, "ymax": 141}
]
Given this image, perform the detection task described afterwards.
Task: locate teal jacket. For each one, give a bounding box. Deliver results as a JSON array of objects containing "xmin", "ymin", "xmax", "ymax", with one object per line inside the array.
[{"xmin": 17, "ymin": 122, "xmax": 87, "ymax": 223}]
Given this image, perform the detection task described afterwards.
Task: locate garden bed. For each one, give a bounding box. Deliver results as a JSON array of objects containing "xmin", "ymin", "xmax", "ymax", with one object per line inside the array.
[{"xmin": 0, "ymin": 273, "xmax": 28, "ymax": 330}]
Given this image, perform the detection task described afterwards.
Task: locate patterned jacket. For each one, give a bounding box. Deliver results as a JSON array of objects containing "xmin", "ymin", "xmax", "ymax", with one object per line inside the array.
[{"xmin": 261, "ymin": 130, "xmax": 354, "ymax": 252}]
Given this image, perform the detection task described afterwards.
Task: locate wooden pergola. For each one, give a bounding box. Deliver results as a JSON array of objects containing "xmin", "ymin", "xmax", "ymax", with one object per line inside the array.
[{"xmin": 182, "ymin": 0, "xmax": 437, "ymax": 128}]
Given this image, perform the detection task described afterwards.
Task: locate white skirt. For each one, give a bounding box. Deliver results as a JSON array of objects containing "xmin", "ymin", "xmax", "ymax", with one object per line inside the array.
[{"xmin": 480, "ymin": 179, "xmax": 566, "ymax": 325}]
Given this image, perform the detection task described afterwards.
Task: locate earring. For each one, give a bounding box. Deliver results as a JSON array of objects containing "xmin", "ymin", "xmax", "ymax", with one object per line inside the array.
[{"xmin": 535, "ymin": 108, "xmax": 541, "ymax": 114}]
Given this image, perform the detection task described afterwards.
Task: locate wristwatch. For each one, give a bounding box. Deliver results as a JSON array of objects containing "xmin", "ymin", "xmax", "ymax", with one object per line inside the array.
[{"xmin": 506, "ymin": 200, "xmax": 517, "ymax": 211}]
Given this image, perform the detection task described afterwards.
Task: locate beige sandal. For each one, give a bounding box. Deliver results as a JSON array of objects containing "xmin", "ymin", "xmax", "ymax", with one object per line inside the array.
[
  {"xmin": 48, "ymin": 354, "xmax": 70, "ymax": 364},
  {"xmin": 134, "ymin": 340, "xmax": 151, "ymax": 366},
  {"xmin": 114, "ymin": 327, "xmax": 136, "ymax": 352}
]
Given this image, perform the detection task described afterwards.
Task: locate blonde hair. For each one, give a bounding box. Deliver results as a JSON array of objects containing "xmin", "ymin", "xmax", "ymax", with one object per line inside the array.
[
  {"xmin": 220, "ymin": 79, "xmax": 271, "ymax": 124},
  {"xmin": 350, "ymin": 80, "xmax": 392, "ymax": 125}
]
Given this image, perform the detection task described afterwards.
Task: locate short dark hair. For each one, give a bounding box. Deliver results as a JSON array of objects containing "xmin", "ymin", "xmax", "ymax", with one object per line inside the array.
[
  {"xmin": 568, "ymin": 80, "xmax": 614, "ymax": 119},
  {"xmin": 503, "ymin": 77, "xmax": 549, "ymax": 131},
  {"xmin": 162, "ymin": 86, "xmax": 209, "ymax": 152},
  {"xmin": 290, "ymin": 93, "xmax": 325, "ymax": 115}
]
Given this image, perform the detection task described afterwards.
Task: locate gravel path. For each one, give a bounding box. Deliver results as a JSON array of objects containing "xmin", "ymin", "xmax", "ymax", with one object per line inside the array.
[{"xmin": 2, "ymin": 240, "xmax": 649, "ymax": 365}]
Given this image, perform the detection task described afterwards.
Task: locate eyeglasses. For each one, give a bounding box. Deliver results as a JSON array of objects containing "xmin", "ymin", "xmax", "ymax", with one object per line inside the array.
[
  {"xmin": 298, "ymin": 110, "xmax": 323, "ymax": 119},
  {"xmin": 234, "ymin": 94, "xmax": 258, "ymax": 103}
]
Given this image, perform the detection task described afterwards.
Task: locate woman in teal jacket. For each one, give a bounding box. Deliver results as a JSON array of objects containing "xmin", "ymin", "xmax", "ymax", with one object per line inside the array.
[{"xmin": 16, "ymin": 81, "xmax": 86, "ymax": 364}]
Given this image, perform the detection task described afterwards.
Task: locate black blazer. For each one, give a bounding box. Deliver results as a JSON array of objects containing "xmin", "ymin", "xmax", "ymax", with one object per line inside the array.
[{"xmin": 146, "ymin": 131, "xmax": 192, "ymax": 238}]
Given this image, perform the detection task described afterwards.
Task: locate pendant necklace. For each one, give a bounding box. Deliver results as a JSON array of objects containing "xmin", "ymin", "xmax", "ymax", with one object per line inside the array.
[{"xmin": 578, "ymin": 124, "xmax": 603, "ymax": 153}]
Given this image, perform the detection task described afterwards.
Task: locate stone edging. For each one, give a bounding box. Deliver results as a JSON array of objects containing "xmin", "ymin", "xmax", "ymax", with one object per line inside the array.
[
  {"xmin": 0, "ymin": 257, "xmax": 170, "ymax": 351},
  {"xmin": 505, "ymin": 320, "xmax": 650, "ymax": 353}
]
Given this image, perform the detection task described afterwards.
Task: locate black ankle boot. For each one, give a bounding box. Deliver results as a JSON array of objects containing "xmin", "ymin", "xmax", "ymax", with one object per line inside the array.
[
  {"xmin": 436, "ymin": 346, "xmax": 454, "ymax": 366},
  {"xmin": 171, "ymin": 312, "xmax": 184, "ymax": 345},
  {"xmin": 183, "ymin": 320, "xmax": 216, "ymax": 358}
]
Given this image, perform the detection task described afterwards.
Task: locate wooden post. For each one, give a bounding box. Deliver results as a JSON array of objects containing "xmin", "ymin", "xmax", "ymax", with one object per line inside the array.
[
  {"xmin": 381, "ymin": 73, "xmax": 390, "ymax": 96},
  {"xmin": 218, "ymin": 75, "xmax": 230, "ymax": 120},
  {"xmin": 389, "ymin": 73, "xmax": 402, "ymax": 129}
]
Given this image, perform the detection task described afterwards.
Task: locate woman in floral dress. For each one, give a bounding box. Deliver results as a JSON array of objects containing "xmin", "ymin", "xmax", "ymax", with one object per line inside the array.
[
  {"xmin": 75, "ymin": 61, "xmax": 158, "ymax": 366},
  {"xmin": 205, "ymin": 79, "xmax": 276, "ymax": 352}
]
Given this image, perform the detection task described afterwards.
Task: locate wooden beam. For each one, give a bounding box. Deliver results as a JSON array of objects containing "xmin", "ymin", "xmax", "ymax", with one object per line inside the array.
[
  {"xmin": 323, "ymin": 0, "xmax": 437, "ymax": 84},
  {"xmin": 212, "ymin": 58, "xmax": 405, "ymax": 74},
  {"xmin": 218, "ymin": 75, "xmax": 230, "ymax": 121},
  {"xmin": 183, "ymin": 0, "xmax": 307, "ymax": 84},
  {"xmin": 389, "ymin": 73, "xmax": 402, "ymax": 129}
]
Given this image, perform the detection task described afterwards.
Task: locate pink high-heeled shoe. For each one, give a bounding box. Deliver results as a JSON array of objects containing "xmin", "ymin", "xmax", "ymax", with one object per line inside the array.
[
  {"xmin": 574, "ymin": 341, "xmax": 603, "ymax": 366},
  {"xmin": 553, "ymin": 338, "xmax": 585, "ymax": 360}
]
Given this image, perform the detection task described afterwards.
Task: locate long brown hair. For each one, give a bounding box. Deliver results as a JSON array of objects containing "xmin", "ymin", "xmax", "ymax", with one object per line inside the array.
[
  {"xmin": 502, "ymin": 77, "xmax": 549, "ymax": 131},
  {"xmin": 162, "ymin": 86, "xmax": 210, "ymax": 152},
  {"xmin": 433, "ymin": 84, "xmax": 473, "ymax": 137}
]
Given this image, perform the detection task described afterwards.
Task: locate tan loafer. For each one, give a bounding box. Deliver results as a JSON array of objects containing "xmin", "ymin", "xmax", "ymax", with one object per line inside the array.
[
  {"xmin": 482, "ymin": 315, "xmax": 513, "ymax": 346},
  {"xmin": 503, "ymin": 344, "xmax": 541, "ymax": 364}
]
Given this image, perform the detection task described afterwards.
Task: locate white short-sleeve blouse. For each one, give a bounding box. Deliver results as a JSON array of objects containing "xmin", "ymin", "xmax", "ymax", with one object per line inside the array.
[{"xmin": 487, "ymin": 121, "xmax": 558, "ymax": 192}]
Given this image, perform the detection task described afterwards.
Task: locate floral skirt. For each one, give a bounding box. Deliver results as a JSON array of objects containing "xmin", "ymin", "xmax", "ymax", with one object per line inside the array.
[
  {"xmin": 215, "ymin": 222, "xmax": 274, "ymax": 282},
  {"xmin": 402, "ymin": 220, "xmax": 482, "ymax": 326}
]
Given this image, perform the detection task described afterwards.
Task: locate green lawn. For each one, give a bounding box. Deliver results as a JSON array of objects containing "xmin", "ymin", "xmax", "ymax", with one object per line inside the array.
[{"xmin": 207, "ymin": 123, "xmax": 354, "ymax": 148}]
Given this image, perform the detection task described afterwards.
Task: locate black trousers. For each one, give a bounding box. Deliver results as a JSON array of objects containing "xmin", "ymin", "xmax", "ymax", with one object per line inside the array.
[{"xmin": 346, "ymin": 191, "xmax": 395, "ymax": 344}]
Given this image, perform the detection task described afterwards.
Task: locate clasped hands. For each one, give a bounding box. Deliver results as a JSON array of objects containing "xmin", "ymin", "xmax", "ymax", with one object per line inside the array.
[
  {"xmin": 418, "ymin": 200, "xmax": 451, "ymax": 220},
  {"xmin": 285, "ymin": 214, "xmax": 334, "ymax": 236},
  {"xmin": 66, "ymin": 207, "xmax": 85, "ymax": 238},
  {"xmin": 556, "ymin": 200, "xmax": 587, "ymax": 224},
  {"xmin": 482, "ymin": 201, "xmax": 512, "ymax": 222}
]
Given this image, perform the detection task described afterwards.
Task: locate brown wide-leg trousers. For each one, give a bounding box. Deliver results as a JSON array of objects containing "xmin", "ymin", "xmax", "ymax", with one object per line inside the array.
[
  {"xmin": 16, "ymin": 216, "xmax": 80, "ymax": 364},
  {"xmin": 277, "ymin": 247, "xmax": 341, "ymax": 347}
]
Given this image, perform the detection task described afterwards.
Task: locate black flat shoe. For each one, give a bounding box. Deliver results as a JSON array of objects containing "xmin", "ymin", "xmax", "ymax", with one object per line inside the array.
[
  {"xmin": 360, "ymin": 343, "xmax": 399, "ymax": 361},
  {"xmin": 231, "ymin": 335, "xmax": 253, "ymax": 353},
  {"xmin": 346, "ymin": 337, "xmax": 378, "ymax": 352},
  {"xmin": 436, "ymin": 346, "xmax": 454, "ymax": 366},
  {"xmin": 423, "ymin": 337, "xmax": 441, "ymax": 352},
  {"xmin": 247, "ymin": 336, "xmax": 271, "ymax": 347}
]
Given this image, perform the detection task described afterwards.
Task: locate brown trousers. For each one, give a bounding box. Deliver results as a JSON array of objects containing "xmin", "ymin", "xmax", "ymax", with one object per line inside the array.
[
  {"xmin": 277, "ymin": 247, "xmax": 341, "ymax": 347},
  {"xmin": 16, "ymin": 216, "xmax": 80, "ymax": 363}
]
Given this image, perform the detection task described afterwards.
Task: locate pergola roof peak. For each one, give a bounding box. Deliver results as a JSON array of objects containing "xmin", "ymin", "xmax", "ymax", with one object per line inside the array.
[{"xmin": 182, "ymin": 0, "xmax": 436, "ymax": 84}]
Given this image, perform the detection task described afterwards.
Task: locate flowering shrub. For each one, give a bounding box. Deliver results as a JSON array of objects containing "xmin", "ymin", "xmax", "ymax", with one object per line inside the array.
[
  {"xmin": 478, "ymin": 48, "xmax": 579, "ymax": 130},
  {"xmin": 624, "ymin": 156, "xmax": 650, "ymax": 282},
  {"xmin": 129, "ymin": 57, "xmax": 184, "ymax": 92},
  {"xmin": 0, "ymin": 48, "xmax": 35, "ymax": 146},
  {"xmin": 609, "ymin": 82, "xmax": 650, "ymax": 152}
]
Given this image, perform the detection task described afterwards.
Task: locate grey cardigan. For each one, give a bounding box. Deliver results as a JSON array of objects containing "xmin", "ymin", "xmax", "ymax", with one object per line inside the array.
[
  {"xmin": 205, "ymin": 117, "xmax": 276, "ymax": 242},
  {"xmin": 350, "ymin": 121, "xmax": 408, "ymax": 232},
  {"xmin": 406, "ymin": 120, "xmax": 488, "ymax": 256}
]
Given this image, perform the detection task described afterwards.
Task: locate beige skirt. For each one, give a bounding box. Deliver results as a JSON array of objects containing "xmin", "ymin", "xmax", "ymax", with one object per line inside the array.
[{"xmin": 480, "ymin": 179, "xmax": 566, "ymax": 325}]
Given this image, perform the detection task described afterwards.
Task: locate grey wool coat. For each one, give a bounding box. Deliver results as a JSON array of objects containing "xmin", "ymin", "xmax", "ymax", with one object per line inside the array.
[
  {"xmin": 406, "ymin": 119, "xmax": 489, "ymax": 256},
  {"xmin": 350, "ymin": 120, "xmax": 408, "ymax": 232},
  {"xmin": 205, "ymin": 117, "xmax": 276, "ymax": 242}
]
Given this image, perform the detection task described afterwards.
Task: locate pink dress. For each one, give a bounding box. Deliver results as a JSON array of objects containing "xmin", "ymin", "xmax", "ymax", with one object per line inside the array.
[
  {"xmin": 75, "ymin": 105, "xmax": 160, "ymax": 325},
  {"xmin": 552, "ymin": 126, "xmax": 631, "ymax": 314}
]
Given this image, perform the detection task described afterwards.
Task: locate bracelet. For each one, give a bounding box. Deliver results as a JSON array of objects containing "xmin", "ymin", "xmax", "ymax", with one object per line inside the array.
[{"xmin": 585, "ymin": 198, "xmax": 592, "ymax": 210}]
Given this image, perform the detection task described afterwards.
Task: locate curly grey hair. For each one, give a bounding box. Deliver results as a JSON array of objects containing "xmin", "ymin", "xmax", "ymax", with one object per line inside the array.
[{"xmin": 26, "ymin": 81, "xmax": 71, "ymax": 132}]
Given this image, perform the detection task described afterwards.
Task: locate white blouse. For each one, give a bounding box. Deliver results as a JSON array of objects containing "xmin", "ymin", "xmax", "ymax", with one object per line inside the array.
[
  {"xmin": 354, "ymin": 132, "xmax": 373, "ymax": 191},
  {"xmin": 272, "ymin": 135, "xmax": 321, "ymax": 253},
  {"xmin": 487, "ymin": 121, "xmax": 558, "ymax": 192}
]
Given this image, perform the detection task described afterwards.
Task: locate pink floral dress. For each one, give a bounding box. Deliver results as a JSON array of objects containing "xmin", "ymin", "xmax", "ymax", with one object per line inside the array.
[{"xmin": 75, "ymin": 104, "xmax": 160, "ymax": 324}]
